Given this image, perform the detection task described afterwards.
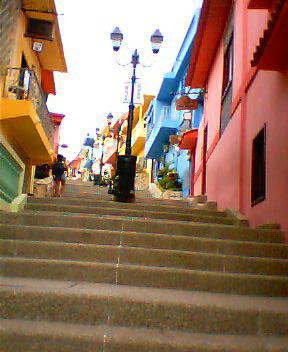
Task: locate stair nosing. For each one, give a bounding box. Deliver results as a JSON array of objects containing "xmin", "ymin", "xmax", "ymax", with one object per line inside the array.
[
  {"xmin": 2, "ymin": 238, "xmax": 288, "ymax": 263},
  {"xmin": 2, "ymin": 256, "xmax": 288, "ymax": 282},
  {"xmin": 2, "ymin": 318, "xmax": 288, "ymax": 349}
]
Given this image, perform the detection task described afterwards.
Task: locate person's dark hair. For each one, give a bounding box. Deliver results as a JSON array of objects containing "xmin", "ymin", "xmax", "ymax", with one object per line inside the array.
[{"xmin": 57, "ymin": 154, "xmax": 64, "ymax": 162}]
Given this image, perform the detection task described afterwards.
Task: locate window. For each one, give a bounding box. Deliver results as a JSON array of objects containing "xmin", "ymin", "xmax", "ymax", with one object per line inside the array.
[
  {"xmin": 220, "ymin": 14, "xmax": 234, "ymax": 135},
  {"xmin": 162, "ymin": 106, "xmax": 170, "ymax": 120},
  {"xmin": 222, "ymin": 36, "xmax": 233, "ymax": 97},
  {"xmin": 251, "ymin": 125, "xmax": 266, "ymax": 206}
]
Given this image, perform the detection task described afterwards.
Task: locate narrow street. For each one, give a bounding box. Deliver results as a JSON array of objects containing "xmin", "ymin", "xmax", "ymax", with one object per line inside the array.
[{"xmin": 1, "ymin": 181, "xmax": 288, "ymax": 351}]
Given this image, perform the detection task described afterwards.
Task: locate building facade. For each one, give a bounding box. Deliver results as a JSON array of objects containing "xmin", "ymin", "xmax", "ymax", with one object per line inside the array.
[
  {"xmin": 0, "ymin": 0, "xmax": 66, "ymax": 210},
  {"xmin": 144, "ymin": 10, "xmax": 202, "ymax": 196},
  {"xmin": 185, "ymin": 0, "xmax": 288, "ymax": 239}
]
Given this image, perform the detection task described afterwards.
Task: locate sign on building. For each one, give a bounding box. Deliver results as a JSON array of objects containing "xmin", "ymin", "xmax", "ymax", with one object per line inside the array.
[{"xmin": 175, "ymin": 96, "xmax": 198, "ymax": 110}]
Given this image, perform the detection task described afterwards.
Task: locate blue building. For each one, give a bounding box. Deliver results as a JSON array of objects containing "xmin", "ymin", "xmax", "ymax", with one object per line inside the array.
[{"xmin": 144, "ymin": 9, "xmax": 203, "ymax": 197}]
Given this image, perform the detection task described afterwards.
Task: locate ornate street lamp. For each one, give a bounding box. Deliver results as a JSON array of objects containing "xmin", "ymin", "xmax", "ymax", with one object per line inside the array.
[
  {"xmin": 94, "ymin": 113, "xmax": 114, "ymax": 185},
  {"xmin": 110, "ymin": 27, "xmax": 164, "ymax": 201},
  {"xmin": 106, "ymin": 112, "xmax": 113, "ymax": 138}
]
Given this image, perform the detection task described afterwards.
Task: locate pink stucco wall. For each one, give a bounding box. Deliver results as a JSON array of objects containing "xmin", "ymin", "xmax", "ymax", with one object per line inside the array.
[
  {"xmin": 192, "ymin": 0, "xmax": 288, "ymax": 241},
  {"xmin": 207, "ymin": 109, "xmax": 241, "ymax": 210},
  {"xmin": 244, "ymin": 71, "xmax": 288, "ymax": 240}
]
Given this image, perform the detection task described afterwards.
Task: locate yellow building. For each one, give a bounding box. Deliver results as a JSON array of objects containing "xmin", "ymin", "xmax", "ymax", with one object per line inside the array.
[
  {"xmin": 0, "ymin": 0, "xmax": 67, "ymax": 211},
  {"xmin": 119, "ymin": 94, "xmax": 154, "ymax": 168}
]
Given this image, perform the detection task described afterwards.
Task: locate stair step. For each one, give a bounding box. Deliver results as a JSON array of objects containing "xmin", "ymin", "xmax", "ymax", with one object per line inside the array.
[
  {"xmin": 25, "ymin": 203, "xmax": 233, "ymax": 225},
  {"xmin": 1, "ymin": 224, "xmax": 287, "ymax": 258},
  {"xmin": 2, "ymin": 257, "xmax": 288, "ymax": 296},
  {"xmin": 2, "ymin": 181, "xmax": 288, "ymax": 349},
  {"xmin": 2, "ymin": 239, "xmax": 288, "ymax": 276},
  {"xmin": 1, "ymin": 318, "xmax": 288, "ymax": 352},
  {"xmin": 0, "ymin": 212, "xmax": 284, "ymax": 243},
  {"xmin": 1, "ymin": 277, "xmax": 288, "ymax": 334},
  {"xmin": 27, "ymin": 196, "xmax": 224, "ymax": 217},
  {"xmin": 63, "ymin": 188, "xmax": 191, "ymax": 206}
]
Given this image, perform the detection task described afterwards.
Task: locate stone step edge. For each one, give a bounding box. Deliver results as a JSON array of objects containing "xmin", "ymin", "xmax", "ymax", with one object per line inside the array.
[
  {"xmin": 1, "ymin": 276, "xmax": 288, "ymax": 312},
  {"xmin": 1, "ymin": 224, "xmax": 287, "ymax": 250},
  {"xmin": 17, "ymin": 210, "xmax": 253, "ymax": 230},
  {"xmin": 24, "ymin": 205, "xmax": 233, "ymax": 224},
  {"xmin": 2, "ymin": 257, "xmax": 288, "ymax": 284},
  {"xmin": 7, "ymin": 211, "xmax": 284, "ymax": 242},
  {"xmin": 2, "ymin": 238, "xmax": 288, "ymax": 264},
  {"xmin": 28, "ymin": 196, "xmax": 223, "ymax": 215},
  {"xmin": 1, "ymin": 318, "xmax": 288, "ymax": 351}
]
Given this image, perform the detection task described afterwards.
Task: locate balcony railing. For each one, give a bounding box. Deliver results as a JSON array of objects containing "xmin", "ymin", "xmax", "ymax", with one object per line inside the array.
[
  {"xmin": 3, "ymin": 67, "xmax": 56, "ymax": 148},
  {"xmin": 146, "ymin": 122, "xmax": 154, "ymax": 140}
]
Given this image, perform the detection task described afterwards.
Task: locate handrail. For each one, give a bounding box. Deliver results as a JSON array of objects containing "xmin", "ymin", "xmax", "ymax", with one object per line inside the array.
[{"xmin": 3, "ymin": 67, "xmax": 56, "ymax": 148}]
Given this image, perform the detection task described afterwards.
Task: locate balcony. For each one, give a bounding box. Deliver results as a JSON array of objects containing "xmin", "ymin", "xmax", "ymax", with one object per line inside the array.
[
  {"xmin": 145, "ymin": 105, "xmax": 177, "ymax": 159},
  {"xmin": 131, "ymin": 120, "xmax": 146, "ymax": 155},
  {"xmin": 103, "ymin": 138, "xmax": 117, "ymax": 165},
  {"xmin": 1, "ymin": 67, "xmax": 56, "ymax": 164}
]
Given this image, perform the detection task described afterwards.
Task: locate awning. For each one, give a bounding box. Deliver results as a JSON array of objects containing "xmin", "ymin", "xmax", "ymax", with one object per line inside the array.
[
  {"xmin": 178, "ymin": 129, "xmax": 198, "ymax": 150},
  {"xmin": 41, "ymin": 70, "xmax": 56, "ymax": 95},
  {"xmin": 185, "ymin": 0, "xmax": 233, "ymax": 88},
  {"xmin": 251, "ymin": 1, "xmax": 288, "ymax": 71},
  {"xmin": 69, "ymin": 157, "xmax": 82, "ymax": 168},
  {"xmin": 50, "ymin": 112, "xmax": 65, "ymax": 126}
]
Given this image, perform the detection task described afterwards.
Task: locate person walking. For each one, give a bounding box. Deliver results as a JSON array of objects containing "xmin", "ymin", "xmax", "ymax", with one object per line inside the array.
[{"xmin": 52, "ymin": 154, "xmax": 67, "ymax": 197}]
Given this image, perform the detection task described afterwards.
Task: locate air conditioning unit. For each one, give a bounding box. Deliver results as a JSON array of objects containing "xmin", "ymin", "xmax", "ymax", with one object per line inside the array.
[{"xmin": 25, "ymin": 18, "xmax": 54, "ymax": 41}]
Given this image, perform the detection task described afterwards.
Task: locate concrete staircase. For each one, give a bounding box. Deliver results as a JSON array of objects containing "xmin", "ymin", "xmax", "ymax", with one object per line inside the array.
[{"xmin": 1, "ymin": 181, "xmax": 288, "ymax": 351}]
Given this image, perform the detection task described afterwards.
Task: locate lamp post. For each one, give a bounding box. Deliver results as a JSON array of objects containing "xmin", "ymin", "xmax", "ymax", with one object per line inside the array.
[
  {"xmin": 115, "ymin": 124, "xmax": 122, "ymax": 159},
  {"xmin": 110, "ymin": 27, "xmax": 164, "ymax": 201}
]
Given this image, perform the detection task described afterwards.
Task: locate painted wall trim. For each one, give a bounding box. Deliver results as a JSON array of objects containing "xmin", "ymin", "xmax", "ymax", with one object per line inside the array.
[{"xmin": 0, "ymin": 130, "xmax": 25, "ymax": 210}]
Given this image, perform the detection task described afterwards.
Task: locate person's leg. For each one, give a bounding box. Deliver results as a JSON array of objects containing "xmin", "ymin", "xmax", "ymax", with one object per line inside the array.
[
  {"xmin": 60, "ymin": 179, "xmax": 66, "ymax": 196},
  {"xmin": 54, "ymin": 179, "xmax": 61, "ymax": 196}
]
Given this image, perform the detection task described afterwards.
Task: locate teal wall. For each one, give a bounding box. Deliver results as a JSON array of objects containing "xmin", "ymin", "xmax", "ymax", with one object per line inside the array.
[{"xmin": 0, "ymin": 144, "xmax": 21, "ymax": 203}]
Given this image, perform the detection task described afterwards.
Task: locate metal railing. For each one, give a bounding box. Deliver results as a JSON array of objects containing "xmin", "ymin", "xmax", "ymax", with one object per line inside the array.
[
  {"xmin": 3, "ymin": 67, "xmax": 56, "ymax": 148},
  {"xmin": 146, "ymin": 122, "xmax": 154, "ymax": 140}
]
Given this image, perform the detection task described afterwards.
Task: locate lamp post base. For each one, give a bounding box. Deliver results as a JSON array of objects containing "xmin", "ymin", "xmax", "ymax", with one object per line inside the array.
[{"xmin": 109, "ymin": 154, "xmax": 137, "ymax": 202}]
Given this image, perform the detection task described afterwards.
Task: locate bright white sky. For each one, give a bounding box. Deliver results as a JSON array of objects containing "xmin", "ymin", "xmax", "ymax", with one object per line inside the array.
[{"xmin": 48, "ymin": 0, "xmax": 203, "ymax": 161}]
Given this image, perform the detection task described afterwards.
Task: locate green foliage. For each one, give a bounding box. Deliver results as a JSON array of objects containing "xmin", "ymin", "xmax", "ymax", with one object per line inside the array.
[{"xmin": 157, "ymin": 167, "xmax": 182, "ymax": 190}]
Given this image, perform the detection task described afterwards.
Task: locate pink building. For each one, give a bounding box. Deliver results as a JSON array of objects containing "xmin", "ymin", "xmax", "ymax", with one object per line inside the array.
[{"xmin": 185, "ymin": 0, "xmax": 288, "ymax": 240}]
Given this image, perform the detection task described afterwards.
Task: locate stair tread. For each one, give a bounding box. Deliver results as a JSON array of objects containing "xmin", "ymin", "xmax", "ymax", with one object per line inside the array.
[
  {"xmin": 1, "ymin": 211, "xmax": 282, "ymax": 244},
  {"xmin": 1, "ymin": 318, "xmax": 288, "ymax": 350},
  {"xmin": 2, "ymin": 238, "xmax": 288, "ymax": 263},
  {"xmin": 1, "ymin": 276, "xmax": 288, "ymax": 311},
  {"xmin": 15, "ymin": 210, "xmax": 251, "ymax": 227},
  {"xmin": 2, "ymin": 257, "xmax": 288, "ymax": 283},
  {"xmin": 24, "ymin": 205, "xmax": 232, "ymax": 225},
  {"xmin": 27, "ymin": 196, "xmax": 222, "ymax": 215},
  {"xmin": 1, "ymin": 223, "xmax": 287, "ymax": 252}
]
